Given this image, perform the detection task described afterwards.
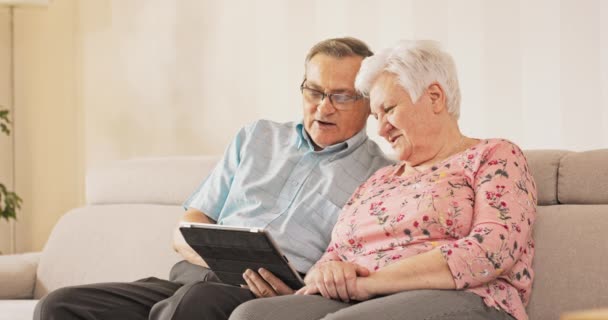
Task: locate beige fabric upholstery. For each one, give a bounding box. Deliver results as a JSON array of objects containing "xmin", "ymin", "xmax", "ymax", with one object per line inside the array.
[
  {"xmin": 0, "ymin": 300, "xmax": 38, "ymax": 320},
  {"xmin": 558, "ymin": 149, "xmax": 608, "ymax": 204},
  {"xmin": 86, "ymin": 156, "xmax": 221, "ymax": 205},
  {"xmin": 524, "ymin": 150, "xmax": 569, "ymax": 205},
  {"xmin": 2, "ymin": 150, "xmax": 607, "ymax": 320},
  {"xmin": 0, "ymin": 252, "xmax": 40, "ymax": 299},
  {"xmin": 34, "ymin": 204, "xmax": 183, "ymax": 298},
  {"xmin": 528, "ymin": 205, "xmax": 608, "ymax": 320}
]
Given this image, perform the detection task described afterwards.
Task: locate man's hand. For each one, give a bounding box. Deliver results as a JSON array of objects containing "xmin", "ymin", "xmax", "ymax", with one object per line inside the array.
[
  {"xmin": 172, "ymin": 208, "xmax": 216, "ymax": 267},
  {"xmin": 242, "ymin": 268, "xmax": 294, "ymax": 298},
  {"xmin": 296, "ymin": 261, "xmax": 371, "ymax": 302}
]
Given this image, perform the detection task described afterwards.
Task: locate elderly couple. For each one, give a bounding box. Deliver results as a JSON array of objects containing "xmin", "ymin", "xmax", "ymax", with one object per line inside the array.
[{"xmin": 35, "ymin": 37, "xmax": 537, "ymax": 320}]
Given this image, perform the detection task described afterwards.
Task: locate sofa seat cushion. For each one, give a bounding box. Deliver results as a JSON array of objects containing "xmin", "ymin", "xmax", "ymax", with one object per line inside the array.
[
  {"xmin": 35, "ymin": 204, "xmax": 183, "ymax": 299},
  {"xmin": 0, "ymin": 300, "xmax": 38, "ymax": 320},
  {"xmin": 528, "ymin": 204, "xmax": 608, "ymax": 320}
]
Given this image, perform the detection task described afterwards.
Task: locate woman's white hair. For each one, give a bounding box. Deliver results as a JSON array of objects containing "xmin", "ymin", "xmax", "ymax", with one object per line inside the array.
[{"xmin": 355, "ymin": 40, "xmax": 462, "ymax": 119}]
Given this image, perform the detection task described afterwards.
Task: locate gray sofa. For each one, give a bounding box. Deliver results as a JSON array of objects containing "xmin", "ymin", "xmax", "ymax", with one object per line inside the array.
[{"xmin": 0, "ymin": 150, "xmax": 606, "ymax": 320}]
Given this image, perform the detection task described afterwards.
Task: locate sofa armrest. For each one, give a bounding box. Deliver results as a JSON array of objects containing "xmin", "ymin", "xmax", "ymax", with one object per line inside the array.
[{"xmin": 0, "ymin": 252, "xmax": 41, "ymax": 299}]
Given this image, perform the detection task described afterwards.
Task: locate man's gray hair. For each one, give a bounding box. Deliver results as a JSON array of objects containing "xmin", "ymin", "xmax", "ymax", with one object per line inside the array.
[
  {"xmin": 355, "ymin": 40, "xmax": 462, "ymax": 119},
  {"xmin": 305, "ymin": 37, "xmax": 373, "ymax": 65}
]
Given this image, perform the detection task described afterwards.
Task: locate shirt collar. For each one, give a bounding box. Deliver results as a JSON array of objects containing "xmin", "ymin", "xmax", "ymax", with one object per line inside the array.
[
  {"xmin": 294, "ymin": 121, "xmax": 369, "ymax": 160},
  {"xmin": 295, "ymin": 122, "xmax": 311, "ymax": 150}
]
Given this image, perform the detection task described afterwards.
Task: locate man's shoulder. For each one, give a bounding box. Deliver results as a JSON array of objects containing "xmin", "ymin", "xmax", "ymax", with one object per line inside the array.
[
  {"xmin": 237, "ymin": 119, "xmax": 299, "ymax": 152},
  {"xmin": 244, "ymin": 119, "xmax": 297, "ymax": 135},
  {"xmin": 335, "ymin": 138, "xmax": 394, "ymax": 177},
  {"xmin": 355, "ymin": 139, "xmax": 394, "ymax": 164}
]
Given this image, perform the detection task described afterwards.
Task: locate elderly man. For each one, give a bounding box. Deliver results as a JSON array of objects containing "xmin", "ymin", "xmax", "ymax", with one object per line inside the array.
[{"xmin": 35, "ymin": 37, "xmax": 392, "ymax": 320}]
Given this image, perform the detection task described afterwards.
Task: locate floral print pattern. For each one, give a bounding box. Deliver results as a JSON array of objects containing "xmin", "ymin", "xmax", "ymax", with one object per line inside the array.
[{"xmin": 316, "ymin": 139, "xmax": 537, "ymax": 320}]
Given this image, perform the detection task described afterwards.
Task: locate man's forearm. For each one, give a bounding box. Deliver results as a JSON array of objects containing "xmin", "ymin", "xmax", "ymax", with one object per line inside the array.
[{"xmin": 173, "ymin": 208, "xmax": 216, "ymax": 267}]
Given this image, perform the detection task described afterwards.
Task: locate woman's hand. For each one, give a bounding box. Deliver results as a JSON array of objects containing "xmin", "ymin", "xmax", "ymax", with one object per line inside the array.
[
  {"xmin": 296, "ymin": 261, "xmax": 371, "ymax": 302},
  {"xmin": 296, "ymin": 276, "xmax": 375, "ymax": 302}
]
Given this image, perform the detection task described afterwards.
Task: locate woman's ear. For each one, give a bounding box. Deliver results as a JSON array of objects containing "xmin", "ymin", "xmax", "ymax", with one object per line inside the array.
[{"xmin": 427, "ymin": 83, "xmax": 445, "ymax": 113}]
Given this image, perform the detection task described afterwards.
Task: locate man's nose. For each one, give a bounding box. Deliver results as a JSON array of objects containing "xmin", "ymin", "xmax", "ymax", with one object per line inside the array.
[{"xmin": 317, "ymin": 96, "xmax": 336, "ymax": 114}]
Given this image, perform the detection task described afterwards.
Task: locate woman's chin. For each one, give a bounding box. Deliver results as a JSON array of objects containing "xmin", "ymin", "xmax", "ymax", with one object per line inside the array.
[
  {"xmin": 394, "ymin": 149, "xmax": 408, "ymax": 161},
  {"xmin": 391, "ymin": 145, "xmax": 411, "ymax": 161}
]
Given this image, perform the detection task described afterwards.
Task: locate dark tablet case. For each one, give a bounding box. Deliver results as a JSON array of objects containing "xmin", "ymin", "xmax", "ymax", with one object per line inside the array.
[{"xmin": 180, "ymin": 226, "xmax": 305, "ymax": 289}]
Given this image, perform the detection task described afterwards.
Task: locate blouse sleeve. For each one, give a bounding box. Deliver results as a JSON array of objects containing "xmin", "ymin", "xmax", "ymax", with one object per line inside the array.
[{"xmin": 439, "ymin": 141, "xmax": 537, "ymax": 289}]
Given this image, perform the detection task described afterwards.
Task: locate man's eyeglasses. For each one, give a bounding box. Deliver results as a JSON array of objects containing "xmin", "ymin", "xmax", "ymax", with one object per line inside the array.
[{"xmin": 300, "ymin": 79, "xmax": 363, "ymax": 110}]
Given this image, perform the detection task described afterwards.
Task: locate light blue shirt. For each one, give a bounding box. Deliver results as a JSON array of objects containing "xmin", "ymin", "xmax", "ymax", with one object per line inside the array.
[{"xmin": 184, "ymin": 119, "xmax": 393, "ymax": 272}]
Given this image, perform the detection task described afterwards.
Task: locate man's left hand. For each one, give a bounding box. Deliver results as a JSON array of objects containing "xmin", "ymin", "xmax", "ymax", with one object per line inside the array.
[{"xmin": 242, "ymin": 268, "xmax": 294, "ymax": 298}]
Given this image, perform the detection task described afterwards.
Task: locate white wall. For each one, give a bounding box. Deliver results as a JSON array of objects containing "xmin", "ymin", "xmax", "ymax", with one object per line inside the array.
[
  {"xmin": 0, "ymin": 7, "xmax": 13, "ymax": 254},
  {"xmin": 3, "ymin": 0, "xmax": 608, "ymax": 252},
  {"xmin": 80, "ymin": 0, "xmax": 608, "ymax": 171},
  {"xmin": 9, "ymin": 0, "xmax": 82, "ymax": 252}
]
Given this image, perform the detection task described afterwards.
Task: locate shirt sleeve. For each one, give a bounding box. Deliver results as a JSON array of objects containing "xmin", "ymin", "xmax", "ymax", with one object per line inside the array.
[
  {"xmin": 182, "ymin": 123, "xmax": 251, "ymax": 221},
  {"xmin": 439, "ymin": 141, "xmax": 537, "ymax": 289}
]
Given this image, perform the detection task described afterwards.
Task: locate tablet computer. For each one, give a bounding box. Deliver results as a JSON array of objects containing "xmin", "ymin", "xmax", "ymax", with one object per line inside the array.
[{"xmin": 179, "ymin": 222, "xmax": 305, "ymax": 289}]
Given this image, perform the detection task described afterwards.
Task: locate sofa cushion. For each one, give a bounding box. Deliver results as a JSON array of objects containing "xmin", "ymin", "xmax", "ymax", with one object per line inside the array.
[
  {"xmin": 0, "ymin": 300, "xmax": 38, "ymax": 320},
  {"xmin": 0, "ymin": 252, "xmax": 40, "ymax": 299},
  {"xmin": 86, "ymin": 156, "xmax": 220, "ymax": 205},
  {"xmin": 558, "ymin": 149, "xmax": 608, "ymax": 204},
  {"xmin": 524, "ymin": 150, "xmax": 570, "ymax": 205},
  {"xmin": 34, "ymin": 204, "xmax": 183, "ymax": 298},
  {"xmin": 528, "ymin": 204, "xmax": 608, "ymax": 320}
]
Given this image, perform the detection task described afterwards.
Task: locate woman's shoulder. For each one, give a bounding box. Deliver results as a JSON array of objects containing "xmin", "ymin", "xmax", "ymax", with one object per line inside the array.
[
  {"xmin": 457, "ymin": 138, "xmax": 529, "ymax": 177},
  {"xmin": 371, "ymin": 163, "xmax": 401, "ymax": 178},
  {"xmin": 471, "ymin": 138, "xmax": 519, "ymax": 149},
  {"xmin": 360, "ymin": 163, "xmax": 401, "ymax": 186},
  {"xmin": 468, "ymin": 138, "xmax": 526, "ymax": 159}
]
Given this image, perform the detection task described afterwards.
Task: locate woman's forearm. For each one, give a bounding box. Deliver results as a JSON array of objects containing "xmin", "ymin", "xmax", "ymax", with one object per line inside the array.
[{"xmin": 364, "ymin": 249, "xmax": 456, "ymax": 296}]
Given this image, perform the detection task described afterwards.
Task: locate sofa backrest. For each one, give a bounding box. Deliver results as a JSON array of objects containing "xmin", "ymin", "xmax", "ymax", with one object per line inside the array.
[
  {"xmin": 36, "ymin": 151, "xmax": 608, "ymax": 320},
  {"xmin": 85, "ymin": 156, "xmax": 221, "ymax": 205},
  {"xmin": 524, "ymin": 150, "xmax": 608, "ymax": 320},
  {"xmin": 34, "ymin": 156, "xmax": 221, "ymax": 298}
]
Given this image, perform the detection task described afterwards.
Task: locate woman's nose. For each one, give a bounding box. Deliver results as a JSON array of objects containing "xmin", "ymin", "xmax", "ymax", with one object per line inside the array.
[{"xmin": 377, "ymin": 116, "xmax": 392, "ymax": 138}]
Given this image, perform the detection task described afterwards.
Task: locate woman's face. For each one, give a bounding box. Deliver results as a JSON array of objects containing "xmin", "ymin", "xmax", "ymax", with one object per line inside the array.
[{"xmin": 369, "ymin": 73, "xmax": 439, "ymax": 163}]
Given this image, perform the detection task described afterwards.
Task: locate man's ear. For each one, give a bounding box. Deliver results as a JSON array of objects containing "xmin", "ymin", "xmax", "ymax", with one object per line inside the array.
[{"xmin": 427, "ymin": 83, "xmax": 445, "ymax": 113}]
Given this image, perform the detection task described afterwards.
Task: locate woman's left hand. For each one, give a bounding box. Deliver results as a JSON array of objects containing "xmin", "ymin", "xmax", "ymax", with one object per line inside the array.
[{"xmin": 295, "ymin": 276, "xmax": 375, "ymax": 302}]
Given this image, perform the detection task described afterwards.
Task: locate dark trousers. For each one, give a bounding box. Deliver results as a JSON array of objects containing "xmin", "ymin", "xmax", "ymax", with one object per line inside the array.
[{"xmin": 33, "ymin": 261, "xmax": 255, "ymax": 320}]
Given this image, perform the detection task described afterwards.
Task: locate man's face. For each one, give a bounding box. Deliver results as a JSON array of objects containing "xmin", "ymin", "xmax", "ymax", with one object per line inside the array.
[{"xmin": 302, "ymin": 54, "xmax": 370, "ymax": 150}]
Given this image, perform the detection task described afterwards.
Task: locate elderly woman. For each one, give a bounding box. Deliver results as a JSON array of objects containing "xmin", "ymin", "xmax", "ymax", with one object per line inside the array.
[{"xmin": 230, "ymin": 40, "xmax": 537, "ymax": 320}]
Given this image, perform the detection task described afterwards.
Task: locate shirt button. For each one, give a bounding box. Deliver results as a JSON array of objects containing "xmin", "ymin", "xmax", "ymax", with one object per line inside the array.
[{"xmin": 291, "ymin": 180, "xmax": 299, "ymax": 186}]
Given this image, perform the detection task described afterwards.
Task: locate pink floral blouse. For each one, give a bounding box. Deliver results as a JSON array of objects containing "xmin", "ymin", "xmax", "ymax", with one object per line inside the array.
[{"xmin": 317, "ymin": 139, "xmax": 537, "ymax": 320}]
